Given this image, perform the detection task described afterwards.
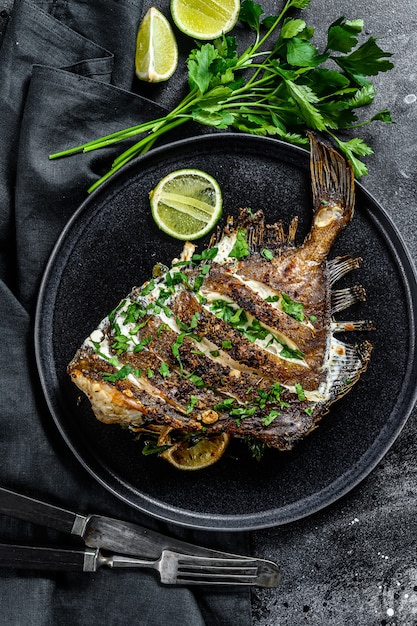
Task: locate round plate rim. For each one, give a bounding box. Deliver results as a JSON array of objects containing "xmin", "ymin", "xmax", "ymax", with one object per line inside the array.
[{"xmin": 34, "ymin": 133, "xmax": 417, "ymax": 531}]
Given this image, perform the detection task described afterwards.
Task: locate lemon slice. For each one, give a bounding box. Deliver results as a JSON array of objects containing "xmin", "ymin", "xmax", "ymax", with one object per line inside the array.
[
  {"xmin": 158, "ymin": 428, "xmax": 230, "ymax": 470},
  {"xmin": 149, "ymin": 168, "xmax": 223, "ymax": 240},
  {"xmin": 135, "ymin": 7, "xmax": 178, "ymax": 83},
  {"xmin": 170, "ymin": 0, "xmax": 240, "ymax": 40}
]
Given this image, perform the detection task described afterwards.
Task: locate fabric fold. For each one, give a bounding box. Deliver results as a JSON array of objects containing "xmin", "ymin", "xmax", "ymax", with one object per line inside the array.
[{"xmin": 0, "ymin": 1, "xmax": 253, "ymax": 624}]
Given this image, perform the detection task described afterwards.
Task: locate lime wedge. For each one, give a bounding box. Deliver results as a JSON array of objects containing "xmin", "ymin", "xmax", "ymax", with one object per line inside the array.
[
  {"xmin": 135, "ymin": 7, "xmax": 178, "ymax": 83},
  {"xmin": 170, "ymin": 0, "xmax": 240, "ymax": 40},
  {"xmin": 149, "ymin": 168, "xmax": 223, "ymax": 240}
]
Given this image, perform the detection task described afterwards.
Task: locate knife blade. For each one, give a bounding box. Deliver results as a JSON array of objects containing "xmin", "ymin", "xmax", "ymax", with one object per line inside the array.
[{"xmin": 0, "ymin": 486, "xmax": 253, "ymax": 560}]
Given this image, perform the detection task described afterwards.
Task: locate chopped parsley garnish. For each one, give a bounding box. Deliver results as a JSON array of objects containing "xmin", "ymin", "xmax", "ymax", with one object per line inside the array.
[
  {"xmin": 165, "ymin": 270, "xmax": 191, "ymax": 292},
  {"xmin": 245, "ymin": 437, "xmax": 266, "ymax": 462},
  {"xmin": 210, "ymin": 299, "xmax": 304, "ymax": 360},
  {"xmin": 108, "ymin": 299, "xmax": 127, "ymax": 323},
  {"xmin": 261, "ymin": 248, "xmax": 274, "ymax": 261},
  {"xmin": 111, "ymin": 330, "xmax": 131, "ymax": 354},
  {"xmin": 102, "ymin": 364, "xmax": 142, "ymax": 383},
  {"xmin": 171, "ymin": 313, "xmax": 201, "ymax": 370},
  {"xmin": 280, "ymin": 344, "xmax": 305, "ymax": 360},
  {"xmin": 91, "ymin": 340, "xmax": 119, "ymax": 368},
  {"xmin": 262, "ymin": 409, "xmax": 280, "ymax": 426},
  {"xmin": 157, "ymin": 323, "xmax": 170, "ymax": 337},
  {"xmin": 140, "ymin": 279, "xmax": 155, "ymax": 296},
  {"xmin": 193, "ymin": 268, "xmax": 210, "ymax": 292},
  {"xmin": 158, "ymin": 362, "xmax": 170, "ymax": 377},
  {"xmin": 281, "ymin": 293, "xmax": 305, "ymax": 322},
  {"xmin": 214, "ymin": 398, "xmax": 236, "ymax": 411},
  {"xmin": 133, "ymin": 336, "xmax": 152, "ymax": 353},
  {"xmin": 171, "ymin": 333, "xmax": 186, "ymax": 370},
  {"xmin": 213, "ymin": 381, "xmax": 289, "ymax": 427},
  {"xmin": 141, "ymin": 442, "xmax": 170, "ymax": 456},
  {"xmin": 230, "ymin": 405, "xmax": 257, "ymax": 426},
  {"xmin": 192, "ymin": 247, "xmax": 219, "ymax": 262},
  {"xmin": 295, "ymin": 382, "xmax": 306, "ymax": 401},
  {"xmin": 186, "ymin": 395, "xmax": 199, "ymax": 414},
  {"xmin": 122, "ymin": 301, "xmax": 147, "ymax": 324},
  {"xmin": 187, "ymin": 373, "xmax": 206, "ymax": 388},
  {"xmin": 228, "ymin": 228, "xmax": 250, "ymax": 259}
]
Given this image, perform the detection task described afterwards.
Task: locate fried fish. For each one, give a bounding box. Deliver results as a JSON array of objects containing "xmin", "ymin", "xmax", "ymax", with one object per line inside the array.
[{"xmin": 68, "ymin": 135, "xmax": 373, "ymax": 468}]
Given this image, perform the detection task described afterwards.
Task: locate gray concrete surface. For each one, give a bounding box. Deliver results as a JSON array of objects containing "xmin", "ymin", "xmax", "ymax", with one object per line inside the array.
[
  {"xmin": 1, "ymin": 1, "xmax": 416, "ymax": 624},
  {"xmin": 250, "ymin": 2, "xmax": 417, "ymax": 624}
]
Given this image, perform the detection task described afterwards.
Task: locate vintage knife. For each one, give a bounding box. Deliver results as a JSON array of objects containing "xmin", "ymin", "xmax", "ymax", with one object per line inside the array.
[
  {"xmin": 0, "ymin": 486, "xmax": 279, "ymax": 586},
  {"xmin": 0, "ymin": 486, "xmax": 237, "ymax": 558}
]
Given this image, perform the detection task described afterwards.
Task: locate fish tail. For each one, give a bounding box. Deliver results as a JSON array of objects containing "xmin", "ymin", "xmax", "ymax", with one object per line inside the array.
[{"xmin": 308, "ymin": 132, "xmax": 355, "ymax": 221}]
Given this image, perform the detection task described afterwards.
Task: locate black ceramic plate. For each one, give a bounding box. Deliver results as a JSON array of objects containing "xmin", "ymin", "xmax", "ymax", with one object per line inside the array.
[{"xmin": 35, "ymin": 133, "xmax": 417, "ymax": 531}]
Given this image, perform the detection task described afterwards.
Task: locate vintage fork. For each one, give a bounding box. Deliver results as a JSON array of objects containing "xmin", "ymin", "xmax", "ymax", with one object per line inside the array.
[{"xmin": 0, "ymin": 544, "xmax": 280, "ymax": 587}]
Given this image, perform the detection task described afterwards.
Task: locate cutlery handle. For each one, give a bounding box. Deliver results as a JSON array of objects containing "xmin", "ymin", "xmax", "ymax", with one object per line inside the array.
[
  {"xmin": 0, "ymin": 486, "xmax": 81, "ymax": 534},
  {"xmin": 0, "ymin": 543, "xmax": 98, "ymax": 571}
]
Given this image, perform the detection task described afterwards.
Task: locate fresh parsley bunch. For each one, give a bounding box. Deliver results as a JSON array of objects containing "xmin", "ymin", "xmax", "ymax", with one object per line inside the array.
[{"xmin": 50, "ymin": 0, "xmax": 394, "ymax": 191}]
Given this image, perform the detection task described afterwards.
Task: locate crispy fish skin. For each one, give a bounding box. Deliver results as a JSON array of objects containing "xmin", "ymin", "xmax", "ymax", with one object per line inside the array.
[{"xmin": 68, "ymin": 135, "xmax": 373, "ymax": 458}]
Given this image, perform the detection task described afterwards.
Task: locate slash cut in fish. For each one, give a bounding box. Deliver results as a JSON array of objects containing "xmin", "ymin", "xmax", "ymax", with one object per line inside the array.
[{"xmin": 68, "ymin": 135, "xmax": 373, "ymax": 469}]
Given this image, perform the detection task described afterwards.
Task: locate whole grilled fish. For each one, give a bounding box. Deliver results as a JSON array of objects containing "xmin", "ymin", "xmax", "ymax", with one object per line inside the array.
[{"xmin": 68, "ymin": 135, "xmax": 373, "ymax": 465}]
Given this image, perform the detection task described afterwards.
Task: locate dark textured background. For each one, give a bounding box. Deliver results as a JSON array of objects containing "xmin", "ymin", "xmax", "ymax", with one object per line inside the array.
[
  {"xmin": 248, "ymin": 2, "xmax": 417, "ymax": 624},
  {"xmin": 1, "ymin": 1, "xmax": 416, "ymax": 624}
]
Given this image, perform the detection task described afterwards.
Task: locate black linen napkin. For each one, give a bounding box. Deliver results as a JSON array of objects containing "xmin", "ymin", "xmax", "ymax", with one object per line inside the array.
[{"xmin": 0, "ymin": 1, "xmax": 252, "ymax": 624}]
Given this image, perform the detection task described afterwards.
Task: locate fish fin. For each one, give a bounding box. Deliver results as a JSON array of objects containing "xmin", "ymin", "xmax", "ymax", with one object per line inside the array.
[
  {"xmin": 331, "ymin": 285, "xmax": 366, "ymax": 314},
  {"xmin": 265, "ymin": 220, "xmax": 295, "ymax": 251},
  {"xmin": 328, "ymin": 255, "xmax": 362, "ymax": 285},
  {"xmin": 220, "ymin": 209, "xmax": 298, "ymax": 253},
  {"xmin": 325, "ymin": 340, "xmax": 373, "ymax": 404},
  {"xmin": 331, "ymin": 320, "xmax": 376, "ymax": 333},
  {"xmin": 287, "ymin": 216, "xmax": 299, "ymax": 246},
  {"xmin": 308, "ymin": 132, "xmax": 355, "ymax": 220}
]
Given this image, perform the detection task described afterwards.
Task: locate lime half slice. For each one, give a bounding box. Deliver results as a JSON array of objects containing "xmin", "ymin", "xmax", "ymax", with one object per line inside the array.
[
  {"xmin": 149, "ymin": 168, "xmax": 223, "ymax": 240},
  {"xmin": 158, "ymin": 428, "xmax": 230, "ymax": 470},
  {"xmin": 170, "ymin": 0, "xmax": 240, "ymax": 40}
]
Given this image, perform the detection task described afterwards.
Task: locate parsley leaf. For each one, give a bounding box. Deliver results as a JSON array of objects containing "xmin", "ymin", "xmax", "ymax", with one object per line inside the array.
[
  {"xmin": 331, "ymin": 135, "xmax": 374, "ymax": 177},
  {"xmin": 332, "ymin": 37, "xmax": 394, "ymax": 83},
  {"xmin": 262, "ymin": 409, "xmax": 280, "ymax": 426},
  {"xmin": 51, "ymin": 0, "xmax": 394, "ymax": 187},
  {"xmin": 281, "ymin": 292, "xmax": 305, "ymax": 321},
  {"xmin": 102, "ymin": 364, "xmax": 142, "ymax": 383},
  {"xmin": 186, "ymin": 395, "xmax": 199, "ymax": 414},
  {"xmin": 295, "ymin": 382, "xmax": 306, "ymax": 401},
  {"xmin": 228, "ymin": 228, "xmax": 250, "ymax": 259},
  {"xmin": 261, "ymin": 248, "xmax": 274, "ymax": 261},
  {"xmin": 188, "ymin": 44, "xmax": 221, "ymax": 94},
  {"xmin": 326, "ymin": 17, "xmax": 363, "ymax": 54},
  {"xmin": 239, "ymin": 0, "xmax": 264, "ymax": 33}
]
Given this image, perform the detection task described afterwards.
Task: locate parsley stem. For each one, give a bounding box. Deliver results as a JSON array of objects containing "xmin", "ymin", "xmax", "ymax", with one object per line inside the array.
[
  {"xmin": 250, "ymin": 0, "xmax": 291, "ymax": 56},
  {"xmin": 88, "ymin": 117, "xmax": 188, "ymax": 193},
  {"xmin": 49, "ymin": 0, "xmax": 393, "ymax": 187}
]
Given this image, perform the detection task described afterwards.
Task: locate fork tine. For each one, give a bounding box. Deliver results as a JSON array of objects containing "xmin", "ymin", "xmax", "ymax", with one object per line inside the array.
[
  {"xmin": 178, "ymin": 556, "xmax": 259, "ymax": 569},
  {"xmin": 175, "ymin": 555, "xmax": 264, "ymax": 586},
  {"xmin": 177, "ymin": 574, "xmax": 257, "ymax": 586},
  {"xmin": 109, "ymin": 549, "xmax": 279, "ymax": 587}
]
